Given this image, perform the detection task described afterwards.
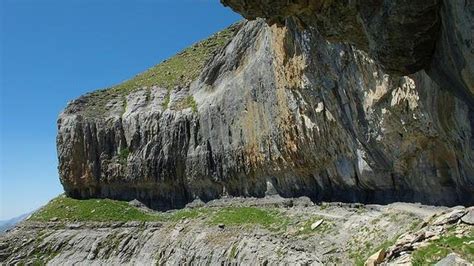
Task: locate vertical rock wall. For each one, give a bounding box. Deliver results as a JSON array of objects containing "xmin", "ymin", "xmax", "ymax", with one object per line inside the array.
[{"xmin": 58, "ymin": 19, "xmax": 474, "ymax": 209}]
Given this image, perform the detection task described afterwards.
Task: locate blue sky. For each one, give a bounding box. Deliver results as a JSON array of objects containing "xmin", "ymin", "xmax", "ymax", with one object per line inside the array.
[{"xmin": 0, "ymin": 0, "xmax": 241, "ymax": 220}]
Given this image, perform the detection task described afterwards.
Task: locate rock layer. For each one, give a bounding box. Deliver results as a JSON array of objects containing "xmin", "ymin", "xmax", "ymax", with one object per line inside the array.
[
  {"xmin": 57, "ymin": 19, "xmax": 474, "ymax": 210},
  {"xmin": 1, "ymin": 198, "xmax": 472, "ymax": 265},
  {"xmin": 0, "ymin": 198, "xmax": 441, "ymax": 265},
  {"xmin": 220, "ymin": 0, "xmax": 474, "ymax": 105}
]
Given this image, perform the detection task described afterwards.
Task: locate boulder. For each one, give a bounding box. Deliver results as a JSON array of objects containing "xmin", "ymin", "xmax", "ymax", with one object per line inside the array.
[
  {"xmin": 460, "ymin": 208, "xmax": 474, "ymax": 225},
  {"xmin": 432, "ymin": 209, "xmax": 467, "ymax": 226},
  {"xmin": 435, "ymin": 253, "xmax": 473, "ymax": 266},
  {"xmin": 364, "ymin": 249, "xmax": 385, "ymax": 266},
  {"xmin": 310, "ymin": 220, "xmax": 323, "ymax": 230}
]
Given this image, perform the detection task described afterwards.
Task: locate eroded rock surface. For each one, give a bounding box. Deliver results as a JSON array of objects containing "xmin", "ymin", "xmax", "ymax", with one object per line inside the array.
[
  {"xmin": 0, "ymin": 198, "xmax": 443, "ymax": 265},
  {"xmin": 57, "ymin": 19, "xmax": 474, "ymax": 209},
  {"xmin": 1, "ymin": 197, "xmax": 472, "ymax": 265},
  {"xmin": 220, "ymin": 0, "xmax": 474, "ymax": 104}
]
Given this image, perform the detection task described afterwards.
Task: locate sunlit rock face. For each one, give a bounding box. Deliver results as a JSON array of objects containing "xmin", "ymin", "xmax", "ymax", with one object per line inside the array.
[
  {"xmin": 57, "ymin": 19, "xmax": 474, "ymax": 210},
  {"xmin": 221, "ymin": 0, "xmax": 474, "ymax": 105}
]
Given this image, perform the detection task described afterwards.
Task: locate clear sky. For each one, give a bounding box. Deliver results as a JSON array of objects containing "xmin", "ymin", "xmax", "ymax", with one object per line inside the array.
[{"xmin": 0, "ymin": 0, "xmax": 241, "ymax": 220}]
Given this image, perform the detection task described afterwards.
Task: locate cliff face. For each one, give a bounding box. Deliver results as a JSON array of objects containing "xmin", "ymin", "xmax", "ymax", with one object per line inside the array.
[
  {"xmin": 57, "ymin": 19, "xmax": 474, "ymax": 210},
  {"xmin": 221, "ymin": 0, "xmax": 474, "ymax": 105}
]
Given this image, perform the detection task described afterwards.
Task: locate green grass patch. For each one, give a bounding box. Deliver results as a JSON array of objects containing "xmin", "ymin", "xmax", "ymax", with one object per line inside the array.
[
  {"xmin": 229, "ymin": 244, "xmax": 238, "ymax": 259},
  {"xmin": 350, "ymin": 235, "xmax": 400, "ymax": 266},
  {"xmin": 162, "ymin": 91, "xmax": 171, "ymax": 109},
  {"xmin": 118, "ymin": 147, "xmax": 130, "ymax": 163},
  {"xmin": 209, "ymin": 207, "xmax": 289, "ymax": 231},
  {"xmin": 165, "ymin": 208, "xmax": 210, "ymax": 222},
  {"xmin": 175, "ymin": 95, "xmax": 198, "ymax": 112},
  {"xmin": 29, "ymin": 196, "xmax": 215, "ymax": 223},
  {"xmin": 29, "ymin": 196, "xmax": 164, "ymax": 222},
  {"xmin": 411, "ymin": 230, "xmax": 474, "ymax": 265},
  {"xmin": 296, "ymin": 216, "xmax": 334, "ymax": 235},
  {"xmin": 80, "ymin": 24, "xmax": 238, "ymax": 117}
]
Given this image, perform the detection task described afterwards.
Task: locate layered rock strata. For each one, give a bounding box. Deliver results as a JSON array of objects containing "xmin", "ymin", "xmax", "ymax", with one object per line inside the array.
[
  {"xmin": 221, "ymin": 0, "xmax": 474, "ymax": 104},
  {"xmin": 57, "ymin": 19, "xmax": 474, "ymax": 209}
]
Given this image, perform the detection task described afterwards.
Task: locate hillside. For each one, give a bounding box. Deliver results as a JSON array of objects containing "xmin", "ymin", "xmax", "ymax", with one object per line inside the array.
[{"xmin": 1, "ymin": 195, "xmax": 472, "ymax": 264}]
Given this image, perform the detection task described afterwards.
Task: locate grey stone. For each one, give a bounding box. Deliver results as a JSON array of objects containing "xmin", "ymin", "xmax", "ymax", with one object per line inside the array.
[
  {"xmin": 57, "ymin": 20, "xmax": 474, "ymax": 210},
  {"xmin": 129, "ymin": 199, "xmax": 147, "ymax": 208},
  {"xmin": 435, "ymin": 253, "xmax": 473, "ymax": 266},
  {"xmin": 221, "ymin": 0, "xmax": 474, "ymax": 105},
  {"xmin": 461, "ymin": 208, "xmax": 474, "ymax": 225},
  {"xmin": 66, "ymin": 223, "xmax": 82, "ymax": 229},
  {"xmin": 432, "ymin": 209, "xmax": 467, "ymax": 226},
  {"xmin": 310, "ymin": 220, "xmax": 323, "ymax": 230}
]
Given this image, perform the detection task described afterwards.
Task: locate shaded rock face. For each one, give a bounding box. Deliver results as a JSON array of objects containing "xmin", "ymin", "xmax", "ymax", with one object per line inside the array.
[
  {"xmin": 57, "ymin": 19, "xmax": 474, "ymax": 210},
  {"xmin": 220, "ymin": 0, "xmax": 474, "ymax": 105}
]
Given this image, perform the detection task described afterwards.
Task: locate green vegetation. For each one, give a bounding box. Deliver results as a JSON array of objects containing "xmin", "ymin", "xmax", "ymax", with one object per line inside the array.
[
  {"xmin": 118, "ymin": 147, "xmax": 130, "ymax": 162},
  {"xmin": 350, "ymin": 234, "xmax": 400, "ymax": 266},
  {"xmin": 30, "ymin": 196, "xmax": 334, "ymax": 236},
  {"xmin": 28, "ymin": 249, "xmax": 59, "ymax": 265},
  {"xmin": 29, "ymin": 196, "xmax": 213, "ymax": 223},
  {"xmin": 276, "ymin": 247, "xmax": 286, "ymax": 258},
  {"xmin": 411, "ymin": 230, "xmax": 474, "ymax": 265},
  {"xmin": 162, "ymin": 91, "xmax": 171, "ymax": 109},
  {"xmin": 209, "ymin": 207, "xmax": 289, "ymax": 231},
  {"xmin": 229, "ymin": 244, "xmax": 238, "ymax": 259},
  {"xmin": 166, "ymin": 208, "xmax": 211, "ymax": 222},
  {"xmin": 296, "ymin": 216, "xmax": 334, "ymax": 235},
  {"xmin": 30, "ymin": 196, "xmax": 163, "ymax": 222},
  {"xmin": 111, "ymin": 27, "xmax": 235, "ymax": 92},
  {"xmin": 176, "ymin": 95, "xmax": 198, "ymax": 112},
  {"xmin": 82, "ymin": 25, "xmax": 237, "ymax": 117}
]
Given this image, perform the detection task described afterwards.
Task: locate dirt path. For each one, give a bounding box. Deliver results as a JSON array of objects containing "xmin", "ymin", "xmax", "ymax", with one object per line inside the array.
[{"xmin": 386, "ymin": 202, "xmax": 446, "ymax": 218}]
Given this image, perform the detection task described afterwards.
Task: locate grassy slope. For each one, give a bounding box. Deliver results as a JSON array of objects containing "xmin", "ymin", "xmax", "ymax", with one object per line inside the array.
[
  {"xmin": 411, "ymin": 228, "xmax": 474, "ymax": 265},
  {"xmin": 81, "ymin": 24, "xmax": 238, "ymax": 116},
  {"xmin": 29, "ymin": 196, "xmax": 473, "ymax": 264},
  {"xmin": 29, "ymin": 196, "xmax": 289, "ymax": 229},
  {"xmin": 30, "ymin": 196, "xmax": 163, "ymax": 222}
]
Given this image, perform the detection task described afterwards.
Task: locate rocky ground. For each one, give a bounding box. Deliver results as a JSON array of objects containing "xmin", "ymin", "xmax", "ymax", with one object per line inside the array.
[{"xmin": 1, "ymin": 196, "xmax": 472, "ymax": 265}]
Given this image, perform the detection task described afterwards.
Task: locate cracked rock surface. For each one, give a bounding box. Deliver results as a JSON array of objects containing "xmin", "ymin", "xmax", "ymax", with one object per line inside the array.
[
  {"xmin": 0, "ymin": 197, "xmax": 454, "ymax": 265},
  {"xmin": 57, "ymin": 19, "xmax": 474, "ymax": 209},
  {"xmin": 221, "ymin": 0, "xmax": 474, "ymax": 104},
  {"xmin": 1, "ymin": 197, "xmax": 472, "ymax": 265}
]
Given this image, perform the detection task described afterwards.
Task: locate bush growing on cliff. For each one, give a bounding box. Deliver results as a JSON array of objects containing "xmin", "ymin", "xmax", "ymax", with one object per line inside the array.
[
  {"xmin": 118, "ymin": 147, "xmax": 130, "ymax": 162},
  {"xmin": 177, "ymin": 95, "xmax": 197, "ymax": 112}
]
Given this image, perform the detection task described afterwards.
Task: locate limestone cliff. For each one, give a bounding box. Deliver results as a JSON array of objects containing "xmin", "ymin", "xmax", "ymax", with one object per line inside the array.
[
  {"xmin": 57, "ymin": 19, "xmax": 474, "ymax": 209},
  {"xmin": 221, "ymin": 0, "xmax": 474, "ymax": 105}
]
